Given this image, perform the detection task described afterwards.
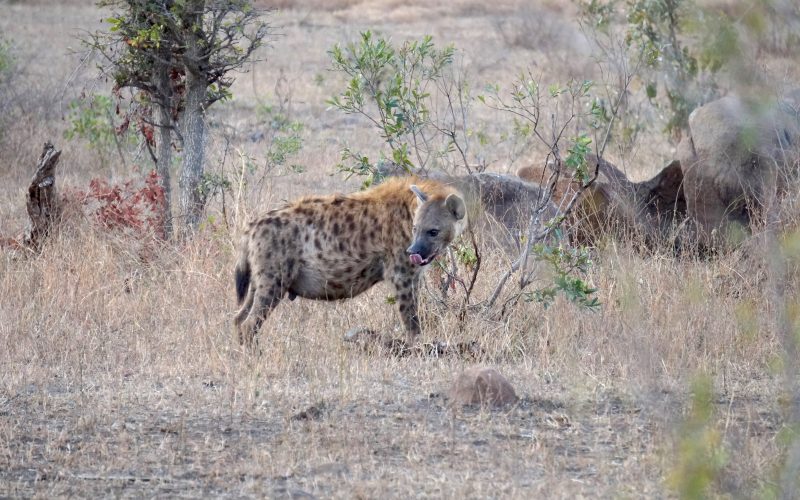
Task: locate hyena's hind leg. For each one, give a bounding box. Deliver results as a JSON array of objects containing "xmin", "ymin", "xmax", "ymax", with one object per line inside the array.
[
  {"xmin": 233, "ymin": 287, "xmax": 255, "ymax": 342},
  {"xmin": 235, "ymin": 257, "xmax": 298, "ymax": 347}
]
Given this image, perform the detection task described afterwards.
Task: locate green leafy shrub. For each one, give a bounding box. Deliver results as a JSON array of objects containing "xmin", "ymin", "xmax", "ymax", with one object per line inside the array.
[
  {"xmin": 64, "ymin": 93, "xmax": 153, "ymax": 174},
  {"xmin": 668, "ymin": 375, "xmax": 728, "ymax": 498},
  {"xmin": 579, "ymin": 0, "xmax": 739, "ymax": 139},
  {"xmin": 527, "ymin": 244, "xmax": 599, "ymax": 310},
  {"xmin": 64, "ymin": 94, "xmax": 129, "ymax": 155},
  {"xmin": 0, "ymin": 33, "xmax": 15, "ymax": 139},
  {"xmin": 329, "ymin": 31, "xmax": 470, "ymax": 180},
  {"xmin": 0, "ymin": 36, "xmax": 11, "ymax": 77},
  {"xmin": 329, "ymin": 31, "xmax": 602, "ymax": 313},
  {"xmin": 256, "ymin": 100, "xmax": 305, "ymax": 173}
]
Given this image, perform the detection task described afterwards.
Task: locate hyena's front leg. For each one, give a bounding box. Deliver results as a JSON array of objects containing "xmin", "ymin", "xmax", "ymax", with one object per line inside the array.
[{"xmin": 390, "ymin": 253, "xmax": 423, "ymax": 338}]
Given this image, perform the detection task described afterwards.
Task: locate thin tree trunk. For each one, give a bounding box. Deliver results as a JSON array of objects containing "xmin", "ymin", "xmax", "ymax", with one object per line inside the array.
[
  {"xmin": 179, "ymin": 71, "xmax": 207, "ymax": 233},
  {"xmin": 154, "ymin": 53, "xmax": 174, "ymax": 239},
  {"xmin": 178, "ymin": 0, "xmax": 208, "ymax": 233}
]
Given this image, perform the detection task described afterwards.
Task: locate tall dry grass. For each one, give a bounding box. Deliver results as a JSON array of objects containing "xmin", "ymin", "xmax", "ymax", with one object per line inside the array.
[{"xmin": 1, "ymin": 197, "xmax": 793, "ymax": 496}]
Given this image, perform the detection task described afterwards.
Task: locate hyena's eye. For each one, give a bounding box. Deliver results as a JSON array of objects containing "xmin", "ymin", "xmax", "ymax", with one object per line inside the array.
[{"xmin": 427, "ymin": 229, "xmax": 440, "ymax": 237}]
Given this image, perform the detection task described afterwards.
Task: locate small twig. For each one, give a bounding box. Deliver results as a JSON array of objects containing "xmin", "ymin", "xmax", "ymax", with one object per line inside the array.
[
  {"xmin": 105, "ymin": 106, "xmax": 128, "ymax": 171},
  {"xmin": 234, "ymin": 148, "xmax": 248, "ymax": 228},
  {"xmin": 220, "ymin": 136, "xmax": 231, "ymax": 230},
  {"xmin": 464, "ymin": 228, "xmax": 482, "ymax": 302},
  {"xmin": 144, "ymin": 137, "xmax": 158, "ymax": 165},
  {"xmin": 440, "ymin": 247, "xmax": 458, "ymax": 299}
]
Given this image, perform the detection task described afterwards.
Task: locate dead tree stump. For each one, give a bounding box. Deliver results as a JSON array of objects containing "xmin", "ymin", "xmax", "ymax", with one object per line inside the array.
[{"xmin": 23, "ymin": 142, "xmax": 62, "ymax": 251}]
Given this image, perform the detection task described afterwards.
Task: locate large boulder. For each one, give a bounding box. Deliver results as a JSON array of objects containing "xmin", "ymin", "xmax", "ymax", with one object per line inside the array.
[
  {"xmin": 517, "ymin": 154, "xmax": 687, "ymax": 247},
  {"xmin": 678, "ymin": 93, "xmax": 800, "ymax": 248}
]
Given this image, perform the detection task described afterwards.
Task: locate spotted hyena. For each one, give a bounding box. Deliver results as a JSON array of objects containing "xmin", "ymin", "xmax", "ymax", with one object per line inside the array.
[{"xmin": 233, "ymin": 177, "xmax": 468, "ymax": 346}]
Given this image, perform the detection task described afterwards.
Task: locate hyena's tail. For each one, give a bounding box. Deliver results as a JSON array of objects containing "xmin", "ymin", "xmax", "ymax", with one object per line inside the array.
[{"xmin": 234, "ymin": 237, "xmax": 251, "ymax": 306}]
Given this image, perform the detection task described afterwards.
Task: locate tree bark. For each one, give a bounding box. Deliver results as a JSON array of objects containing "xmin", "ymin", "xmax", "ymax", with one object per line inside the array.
[
  {"xmin": 178, "ymin": 0, "xmax": 208, "ymax": 233},
  {"xmin": 154, "ymin": 50, "xmax": 174, "ymax": 239},
  {"xmin": 179, "ymin": 68, "xmax": 208, "ymax": 233},
  {"xmin": 24, "ymin": 142, "xmax": 61, "ymax": 251}
]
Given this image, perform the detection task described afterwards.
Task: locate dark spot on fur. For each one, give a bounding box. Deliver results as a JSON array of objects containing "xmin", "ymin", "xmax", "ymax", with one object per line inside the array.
[
  {"xmin": 332, "ymin": 222, "xmax": 340, "ymax": 235},
  {"xmin": 314, "ymin": 239, "xmax": 322, "ymax": 250},
  {"xmin": 339, "ymin": 241, "xmax": 346, "ymax": 252}
]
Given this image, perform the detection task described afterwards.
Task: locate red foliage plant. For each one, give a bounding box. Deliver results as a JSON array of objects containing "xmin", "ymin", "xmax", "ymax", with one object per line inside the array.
[{"xmin": 66, "ymin": 169, "xmax": 167, "ymax": 242}]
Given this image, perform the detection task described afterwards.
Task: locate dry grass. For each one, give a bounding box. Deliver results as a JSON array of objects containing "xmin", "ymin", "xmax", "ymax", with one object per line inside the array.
[
  {"xmin": 1, "ymin": 1, "xmax": 799, "ymax": 498},
  {"xmin": 1, "ymin": 216, "xmax": 788, "ymax": 497}
]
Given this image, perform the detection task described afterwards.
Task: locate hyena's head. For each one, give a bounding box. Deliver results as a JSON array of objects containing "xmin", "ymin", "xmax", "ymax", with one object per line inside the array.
[{"xmin": 407, "ymin": 185, "xmax": 467, "ymax": 266}]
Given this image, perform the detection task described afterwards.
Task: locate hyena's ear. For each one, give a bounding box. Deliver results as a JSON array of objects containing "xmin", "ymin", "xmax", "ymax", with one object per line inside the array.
[
  {"xmin": 410, "ymin": 185, "xmax": 428, "ymax": 203},
  {"xmin": 445, "ymin": 193, "xmax": 466, "ymax": 221}
]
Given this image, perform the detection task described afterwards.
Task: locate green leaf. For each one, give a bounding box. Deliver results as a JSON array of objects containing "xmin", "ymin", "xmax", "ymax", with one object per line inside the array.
[{"xmin": 646, "ymin": 82, "xmax": 657, "ymax": 99}]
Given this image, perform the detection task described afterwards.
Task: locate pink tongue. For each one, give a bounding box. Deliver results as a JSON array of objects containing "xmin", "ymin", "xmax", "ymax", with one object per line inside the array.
[{"xmin": 409, "ymin": 254, "xmax": 424, "ymax": 265}]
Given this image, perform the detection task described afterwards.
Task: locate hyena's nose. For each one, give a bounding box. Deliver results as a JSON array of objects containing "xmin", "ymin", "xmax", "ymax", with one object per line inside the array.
[
  {"xmin": 407, "ymin": 242, "xmax": 424, "ymax": 256},
  {"xmin": 407, "ymin": 243, "xmax": 424, "ymax": 266}
]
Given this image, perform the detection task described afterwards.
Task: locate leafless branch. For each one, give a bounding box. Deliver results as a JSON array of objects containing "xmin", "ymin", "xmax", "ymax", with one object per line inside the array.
[{"xmin": 482, "ymin": 69, "xmax": 632, "ymax": 309}]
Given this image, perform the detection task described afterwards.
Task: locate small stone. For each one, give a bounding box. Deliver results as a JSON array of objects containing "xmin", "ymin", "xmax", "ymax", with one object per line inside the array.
[
  {"xmin": 343, "ymin": 326, "xmax": 376, "ymax": 343},
  {"xmin": 291, "ymin": 402, "xmax": 325, "ymax": 421},
  {"xmin": 448, "ymin": 367, "xmax": 518, "ymax": 407}
]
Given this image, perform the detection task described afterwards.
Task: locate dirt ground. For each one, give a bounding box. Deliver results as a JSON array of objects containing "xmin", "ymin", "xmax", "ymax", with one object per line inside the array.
[{"xmin": 1, "ymin": 349, "xmax": 785, "ymax": 498}]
